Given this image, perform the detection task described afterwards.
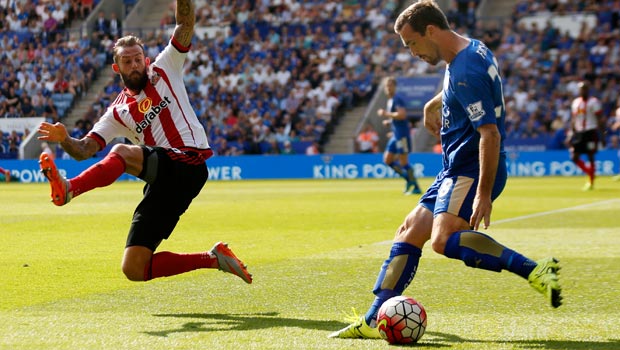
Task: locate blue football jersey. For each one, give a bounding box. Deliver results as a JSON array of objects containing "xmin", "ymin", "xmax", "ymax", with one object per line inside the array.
[
  {"xmin": 440, "ymin": 39, "xmax": 506, "ymax": 174},
  {"xmin": 389, "ymin": 93, "xmax": 410, "ymax": 139}
]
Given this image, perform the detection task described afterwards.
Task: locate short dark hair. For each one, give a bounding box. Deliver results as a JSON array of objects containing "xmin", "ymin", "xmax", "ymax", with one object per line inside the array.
[
  {"xmin": 112, "ymin": 35, "xmax": 145, "ymax": 64},
  {"xmin": 394, "ymin": 0, "xmax": 450, "ymax": 35}
]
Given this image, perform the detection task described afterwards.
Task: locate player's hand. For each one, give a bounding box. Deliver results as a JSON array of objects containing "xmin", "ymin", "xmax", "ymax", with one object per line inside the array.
[
  {"xmin": 377, "ymin": 108, "xmax": 385, "ymax": 118},
  {"xmin": 423, "ymin": 93, "xmax": 442, "ymax": 136},
  {"xmin": 470, "ymin": 195, "xmax": 492, "ymax": 230},
  {"xmin": 37, "ymin": 122, "xmax": 68, "ymax": 143},
  {"xmin": 423, "ymin": 107, "xmax": 441, "ymax": 136}
]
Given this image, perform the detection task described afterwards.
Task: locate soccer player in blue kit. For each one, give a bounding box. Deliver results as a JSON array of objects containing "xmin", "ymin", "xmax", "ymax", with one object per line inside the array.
[
  {"xmin": 378, "ymin": 76, "xmax": 422, "ymax": 194},
  {"xmin": 330, "ymin": 0, "xmax": 562, "ymax": 339}
]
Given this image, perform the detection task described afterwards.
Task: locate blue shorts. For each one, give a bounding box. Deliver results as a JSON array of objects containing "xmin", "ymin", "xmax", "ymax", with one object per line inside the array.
[
  {"xmin": 419, "ymin": 160, "xmax": 507, "ymax": 221},
  {"xmin": 386, "ymin": 135, "xmax": 411, "ymax": 155}
]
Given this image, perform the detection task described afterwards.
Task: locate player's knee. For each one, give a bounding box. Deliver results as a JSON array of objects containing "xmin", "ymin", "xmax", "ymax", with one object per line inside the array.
[
  {"xmin": 121, "ymin": 262, "xmax": 145, "ymax": 282},
  {"xmin": 110, "ymin": 143, "xmax": 130, "ymax": 155},
  {"xmin": 430, "ymin": 235, "xmax": 448, "ymax": 255}
]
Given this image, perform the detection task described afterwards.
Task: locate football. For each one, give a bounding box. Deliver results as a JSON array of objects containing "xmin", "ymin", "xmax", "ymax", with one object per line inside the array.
[{"xmin": 376, "ymin": 295, "xmax": 427, "ymax": 344}]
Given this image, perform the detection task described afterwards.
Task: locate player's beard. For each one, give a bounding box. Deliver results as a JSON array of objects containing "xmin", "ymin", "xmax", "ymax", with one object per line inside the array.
[{"xmin": 121, "ymin": 70, "xmax": 148, "ymax": 92}]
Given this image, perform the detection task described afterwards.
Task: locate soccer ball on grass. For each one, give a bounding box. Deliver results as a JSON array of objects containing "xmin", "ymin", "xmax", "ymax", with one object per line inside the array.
[{"xmin": 376, "ymin": 295, "xmax": 427, "ymax": 344}]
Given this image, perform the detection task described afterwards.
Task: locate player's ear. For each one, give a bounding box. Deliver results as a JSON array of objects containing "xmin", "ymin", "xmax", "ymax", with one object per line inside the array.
[
  {"xmin": 112, "ymin": 63, "xmax": 120, "ymax": 74},
  {"xmin": 426, "ymin": 24, "xmax": 434, "ymax": 38},
  {"xmin": 145, "ymin": 57, "xmax": 150, "ymax": 66}
]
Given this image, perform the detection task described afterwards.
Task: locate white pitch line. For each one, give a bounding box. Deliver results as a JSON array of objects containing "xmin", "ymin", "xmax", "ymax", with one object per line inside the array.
[
  {"xmin": 493, "ymin": 198, "xmax": 620, "ymax": 225},
  {"xmin": 375, "ymin": 199, "xmax": 619, "ymax": 245}
]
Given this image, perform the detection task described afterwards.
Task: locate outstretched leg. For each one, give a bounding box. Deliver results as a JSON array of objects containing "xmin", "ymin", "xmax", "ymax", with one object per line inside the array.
[
  {"xmin": 122, "ymin": 243, "xmax": 253, "ymax": 284},
  {"xmin": 39, "ymin": 144, "xmax": 140, "ymax": 205},
  {"xmin": 433, "ymin": 212, "xmax": 563, "ymax": 308}
]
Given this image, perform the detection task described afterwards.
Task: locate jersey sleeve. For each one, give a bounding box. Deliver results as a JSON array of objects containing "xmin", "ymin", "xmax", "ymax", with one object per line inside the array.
[
  {"xmin": 88, "ymin": 106, "xmax": 135, "ymax": 147},
  {"xmin": 152, "ymin": 38, "xmax": 189, "ymax": 75},
  {"xmin": 454, "ymin": 62, "xmax": 499, "ymax": 130}
]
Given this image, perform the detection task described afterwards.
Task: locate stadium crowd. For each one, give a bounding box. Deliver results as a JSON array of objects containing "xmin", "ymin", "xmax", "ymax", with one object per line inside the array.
[
  {"xmin": 500, "ymin": 0, "xmax": 620, "ymax": 150},
  {"xmin": 0, "ymin": 0, "xmax": 106, "ymax": 157},
  {"xmin": 1, "ymin": 0, "xmax": 620, "ymax": 158}
]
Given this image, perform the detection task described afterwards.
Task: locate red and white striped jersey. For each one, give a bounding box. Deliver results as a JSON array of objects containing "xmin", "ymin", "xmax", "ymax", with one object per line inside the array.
[
  {"xmin": 88, "ymin": 39, "xmax": 212, "ymax": 162},
  {"xmin": 571, "ymin": 96, "xmax": 602, "ymax": 132}
]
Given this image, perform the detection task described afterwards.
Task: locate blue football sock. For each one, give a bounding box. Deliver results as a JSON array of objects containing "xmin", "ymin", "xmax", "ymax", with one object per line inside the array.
[
  {"xmin": 364, "ymin": 242, "xmax": 421, "ymax": 325},
  {"xmin": 444, "ymin": 230, "xmax": 537, "ymax": 279},
  {"xmin": 403, "ymin": 164, "xmax": 418, "ymax": 185},
  {"xmin": 388, "ymin": 162, "xmax": 407, "ymax": 180}
]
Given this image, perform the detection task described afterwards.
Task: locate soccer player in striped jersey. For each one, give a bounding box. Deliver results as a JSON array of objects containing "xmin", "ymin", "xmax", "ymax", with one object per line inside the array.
[
  {"xmin": 330, "ymin": 0, "xmax": 561, "ymax": 340},
  {"xmin": 568, "ymin": 80, "xmax": 605, "ymax": 190},
  {"xmin": 37, "ymin": 0, "xmax": 252, "ymax": 285}
]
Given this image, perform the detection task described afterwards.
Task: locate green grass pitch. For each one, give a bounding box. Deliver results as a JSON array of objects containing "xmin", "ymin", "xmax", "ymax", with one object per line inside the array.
[{"xmin": 1, "ymin": 176, "xmax": 619, "ymax": 349}]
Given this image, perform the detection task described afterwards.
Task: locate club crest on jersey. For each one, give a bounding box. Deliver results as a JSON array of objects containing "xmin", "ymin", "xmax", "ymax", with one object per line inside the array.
[
  {"xmin": 150, "ymin": 71, "xmax": 161, "ymax": 85},
  {"xmin": 135, "ymin": 96, "xmax": 173, "ymax": 134}
]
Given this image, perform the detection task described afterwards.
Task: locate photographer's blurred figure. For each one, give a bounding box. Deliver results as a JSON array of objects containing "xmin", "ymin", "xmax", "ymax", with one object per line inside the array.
[{"xmin": 356, "ymin": 123, "xmax": 379, "ymax": 153}]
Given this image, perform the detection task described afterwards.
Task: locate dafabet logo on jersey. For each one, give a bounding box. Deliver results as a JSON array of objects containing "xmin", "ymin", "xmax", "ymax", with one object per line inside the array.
[
  {"xmin": 138, "ymin": 98, "xmax": 153, "ymax": 114},
  {"xmin": 135, "ymin": 96, "xmax": 173, "ymax": 134}
]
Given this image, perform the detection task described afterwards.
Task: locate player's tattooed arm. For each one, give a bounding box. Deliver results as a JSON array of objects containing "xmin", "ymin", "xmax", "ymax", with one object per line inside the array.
[
  {"xmin": 37, "ymin": 122, "xmax": 100, "ymax": 161},
  {"xmin": 60, "ymin": 137, "xmax": 101, "ymax": 161},
  {"xmin": 173, "ymin": 0, "xmax": 195, "ymax": 47}
]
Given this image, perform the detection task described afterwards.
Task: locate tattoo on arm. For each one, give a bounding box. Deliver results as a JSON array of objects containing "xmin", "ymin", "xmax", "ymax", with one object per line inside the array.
[
  {"xmin": 173, "ymin": 0, "xmax": 195, "ymax": 47},
  {"xmin": 60, "ymin": 137, "xmax": 100, "ymax": 161}
]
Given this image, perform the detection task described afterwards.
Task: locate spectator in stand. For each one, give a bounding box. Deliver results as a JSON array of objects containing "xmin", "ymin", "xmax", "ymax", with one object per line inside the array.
[
  {"xmin": 51, "ymin": 2, "xmax": 68, "ymax": 30},
  {"xmin": 281, "ymin": 140, "xmax": 295, "ymax": 154},
  {"xmin": 3, "ymin": 105, "xmax": 21, "ymax": 119},
  {"xmin": 43, "ymin": 7, "xmax": 60, "ymax": 35},
  {"xmin": 32, "ymin": 90, "xmax": 46, "ymax": 114},
  {"xmin": 357, "ymin": 123, "xmax": 379, "ymax": 153},
  {"xmin": 7, "ymin": 131, "xmax": 21, "ymax": 148},
  {"xmin": 3, "ymin": 86, "xmax": 21, "ymax": 111},
  {"xmin": 81, "ymin": 0, "xmax": 94, "ymax": 18},
  {"xmin": 305, "ymin": 141, "xmax": 320, "ymax": 155},
  {"xmin": 108, "ymin": 12, "xmax": 122, "ymax": 38},
  {"xmin": 53, "ymin": 70, "xmax": 71, "ymax": 95},
  {"xmin": 43, "ymin": 97, "xmax": 59, "ymax": 123},
  {"xmin": 93, "ymin": 11, "xmax": 110, "ymax": 37},
  {"xmin": 70, "ymin": 119, "xmax": 86, "ymax": 139},
  {"xmin": 20, "ymin": 96, "xmax": 37, "ymax": 118},
  {"xmin": 568, "ymin": 81, "xmax": 605, "ymax": 191}
]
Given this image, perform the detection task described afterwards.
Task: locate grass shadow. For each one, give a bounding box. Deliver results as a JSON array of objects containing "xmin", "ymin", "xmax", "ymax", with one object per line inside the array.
[
  {"xmin": 146, "ymin": 314, "xmax": 620, "ymax": 350},
  {"xmin": 422, "ymin": 331, "xmax": 620, "ymax": 349},
  {"xmin": 145, "ymin": 312, "xmax": 347, "ymax": 337}
]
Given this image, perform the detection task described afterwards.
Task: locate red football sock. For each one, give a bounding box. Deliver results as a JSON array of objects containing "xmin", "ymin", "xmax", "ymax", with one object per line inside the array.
[
  {"xmin": 575, "ymin": 159, "xmax": 589, "ymax": 174},
  {"xmin": 144, "ymin": 251, "xmax": 218, "ymax": 281},
  {"xmin": 587, "ymin": 164, "xmax": 595, "ymax": 183},
  {"xmin": 69, "ymin": 152, "xmax": 126, "ymax": 197}
]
